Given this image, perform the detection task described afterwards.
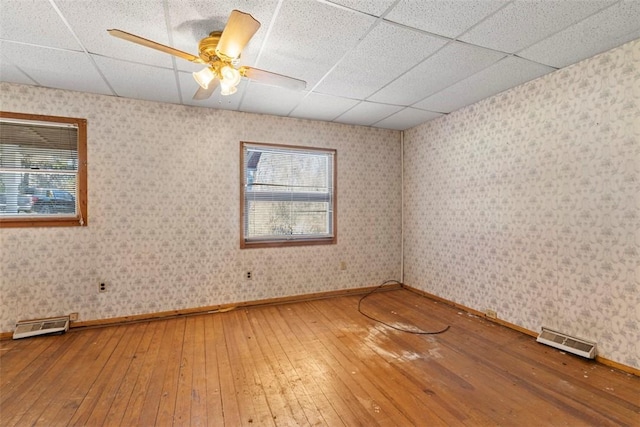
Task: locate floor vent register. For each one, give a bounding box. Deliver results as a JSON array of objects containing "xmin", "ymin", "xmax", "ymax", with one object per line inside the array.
[{"xmin": 13, "ymin": 316, "xmax": 70, "ymax": 339}]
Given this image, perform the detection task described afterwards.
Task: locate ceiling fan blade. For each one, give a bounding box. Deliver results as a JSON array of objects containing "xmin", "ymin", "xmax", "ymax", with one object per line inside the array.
[
  {"xmin": 215, "ymin": 10, "xmax": 260, "ymax": 60},
  {"xmin": 240, "ymin": 67, "xmax": 307, "ymax": 91},
  {"xmin": 193, "ymin": 80, "xmax": 219, "ymax": 100},
  {"xmin": 108, "ymin": 29, "xmax": 204, "ymax": 64}
]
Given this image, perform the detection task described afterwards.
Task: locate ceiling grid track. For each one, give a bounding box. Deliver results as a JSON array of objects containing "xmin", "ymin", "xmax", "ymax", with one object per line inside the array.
[
  {"xmin": 47, "ymin": 0, "xmax": 117, "ymax": 96},
  {"xmin": 162, "ymin": 0, "xmax": 183, "ymax": 104},
  {"xmin": 285, "ymin": 0, "xmax": 403, "ymax": 118}
]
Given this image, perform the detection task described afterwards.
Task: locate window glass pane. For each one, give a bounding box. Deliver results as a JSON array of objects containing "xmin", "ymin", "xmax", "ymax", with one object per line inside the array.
[
  {"xmin": 247, "ymin": 201, "xmax": 331, "ymax": 238},
  {"xmin": 242, "ymin": 142, "xmax": 336, "ymax": 247},
  {"xmin": 0, "ymin": 172, "xmax": 76, "ymax": 215},
  {"xmin": 0, "ymin": 113, "xmax": 85, "ymax": 226},
  {"xmin": 247, "ymin": 148, "xmax": 330, "ymax": 194}
]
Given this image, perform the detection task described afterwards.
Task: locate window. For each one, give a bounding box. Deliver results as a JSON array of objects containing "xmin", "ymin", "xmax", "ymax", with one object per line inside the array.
[
  {"xmin": 241, "ymin": 142, "xmax": 336, "ymax": 248},
  {"xmin": 0, "ymin": 112, "xmax": 87, "ymax": 228}
]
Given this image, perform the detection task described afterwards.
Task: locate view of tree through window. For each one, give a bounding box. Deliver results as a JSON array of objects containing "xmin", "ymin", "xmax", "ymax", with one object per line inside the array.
[{"xmin": 241, "ymin": 142, "xmax": 336, "ymax": 248}]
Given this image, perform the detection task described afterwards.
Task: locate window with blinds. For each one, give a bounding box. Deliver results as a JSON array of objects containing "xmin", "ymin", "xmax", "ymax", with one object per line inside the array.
[
  {"xmin": 0, "ymin": 112, "xmax": 87, "ymax": 227},
  {"xmin": 241, "ymin": 142, "xmax": 336, "ymax": 248}
]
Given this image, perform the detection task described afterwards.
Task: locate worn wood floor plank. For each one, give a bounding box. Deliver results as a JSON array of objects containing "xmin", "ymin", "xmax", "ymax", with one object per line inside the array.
[
  {"xmin": 155, "ymin": 317, "xmax": 186, "ymax": 426},
  {"xmin": 119, "ymin": 319, "xmax": 167, "ymax": 426},
  {"xmin": 102, "ymin": 321, "xmax": 158, "ymax": 426},
  {"xmin": 0, "ymin": 289, "xmax": 638, "ymax": 426},
  {"xmin": 32, "ymin": 327, "xmax": 120, "ymax": 427},
  {"xmin": 137, "ymin": 317, "xmax": 178, "ymax": 425},
  {"xmin": 85, "ymin": 323, "xmax": 151, "ymax": 426},
  {"xmin": 201, "ymin": 314, "xmax": 224, "ymax": 426},
  {"xmin": 341, "ymin": 294, "xmax": 549, "ymax": 425},
  {"xmin": 250, "ymin": 307, "xmax": 336, "ymax": 426},
  {"xmin": 241, "ymin": 310, "xmax": 307, "ymax": 425},
  {"xmin": 190, "ymin": 315, "xmax": 208, "ymax": 427},
  {"xmin": 282, "ymin": 303, "xmax": 407, "ymax": 426},
  {"xmin": 209, "ymin": 313, "xmax": 241, "ymax": 426},
  {"xmin": 67, "ymin": 324, "xmax": 140, "ymax": 426},
  {"xmin": 297, "ymin": 300, "xmax": 456, "ymax": 426},
  {"xmin": 344, "ymin": 292, "xmax": 552, "ymax": 424},
  {"xmin": 272, "ymin": 304, "xmax": 363, "ymax": 426},
  {"xmin": 174, "ymin": 316, "xmax": 196, "ymax": 426},
  {"xmin": 384, "ymin": 290, "xmax": 638, "ymax": 425},
  {"xmin": 263, "ymin": 305, "xmax": 348, "ymax": 426},
  {"xmin": 0, "ymin": 333, "xmax": 57, "ymax": 388},
  {"xmin": 0, "ymin": 331, "xmax": 81, "ymax": 409},
  {"xmin": 3, "ymin": 329, "xmax": 102, "ymax": 426},
  {"xmin": 360, "ymin": 289, "xmax": 640, "ymax": 426},
  {"xmin": 223, "ymin": 310, "xmax": 276, "ymax": 426},
  {"xmin": 365, "ymin": 292, "xmax": 579, "ymax": 423},
  {"xmin": 327, "ymin": 296, "xmax": 476, "ymax": 425}
]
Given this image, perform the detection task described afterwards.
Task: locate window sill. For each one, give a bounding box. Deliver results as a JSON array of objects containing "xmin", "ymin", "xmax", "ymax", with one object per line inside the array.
[
  {"xmin": 0, "ymin": 215, "xmax": 86, "ymax": 228},
  {"xmin": 241, "ymin": 236, "xmax": 336, "ymax": 249}
]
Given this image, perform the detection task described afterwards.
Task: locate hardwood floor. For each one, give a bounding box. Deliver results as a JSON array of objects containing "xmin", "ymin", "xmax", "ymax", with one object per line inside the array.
[{"xmin": 1, "ymin": 288, "xmax": 638, "ymax": 426}]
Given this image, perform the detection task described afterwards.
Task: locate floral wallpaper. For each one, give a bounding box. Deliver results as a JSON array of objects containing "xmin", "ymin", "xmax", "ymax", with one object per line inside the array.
[
  {"xmin": 0, "ymin": 83, "xmax": 401, "ymax": 332},
  {"xmin": 403, "ymin": 39, "xmax": 639, "ymax": 369}
]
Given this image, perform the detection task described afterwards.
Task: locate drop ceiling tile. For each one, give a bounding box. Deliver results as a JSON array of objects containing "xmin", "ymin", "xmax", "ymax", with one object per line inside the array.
[
  {"xmin": 255, "ymin": 1, "xmax": 376, "ymax": 89},
  {"xmin": 0, "ymin": 62, "xmax": 36, "ymax": 86},
  {"xmin": 0, "ymin": 0, "xmax": 80, "ymax": 50},
  {"xmin": 4, "ymin": 0, "xmax": 635, "ymax": 131},
  {"xmin": 368, "ymin": 41, "xmax": 506, "ymax": 105},
  {"xmin": 289, "ymin": 92, "xmax": 359, "ymax": 121},
  {"xmin": 459, "ymin": 1, "xmax": 617, "ymax": 54},
  {"xmin": 92, "ymin": 56, "xmax": 180, "ymax": 103},
  {"xmin": 57, "ymin": 0, "xmax": 174, "ymax": 68},
  {"xmin": 238, "ymin": 83, "xmax": 306, "ymax": 116},
  {"xmin": 316, "ymin": 22, "xmax": 447, "ymax": 99},
  {"xmin": 178, "ymin": 71, "xmax": 245, "ymax": 110},
  {"xmin": 415, "ymin": 56, "xmax": 555, "ymax": 113},
  {"xmin": 173, "ymin": 59, "xmax": 203, "ymax": 75},
  {"xmin": 167, "ymin": 0, "xmax": 280, "ymax": 72},
  {"xmin": 373, "ymin": 107, "xmax": 443, "ymax": 131},
  {"xmin": 1, "ymin": 42, "xmax": 112, "ymax": 94},
  {"xmin": 327, "ymin": 0, "xmax": 397, "ymax": 16},
  {"xmin": 385, "ymin": 0, "xmax": 509, "ymax": 38},
  {"xmin": 519, "ymin": 1, "xmax": 640, "ymax": 68},
  {"xmin": 334, "ymin": 101, "xmax": 404, "ymax": 126}
]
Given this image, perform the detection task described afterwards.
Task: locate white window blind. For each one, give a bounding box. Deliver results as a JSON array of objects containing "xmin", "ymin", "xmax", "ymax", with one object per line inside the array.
[
  {"xmin": 242, "ymin": 142, "xmax": 336, "ymax": 247},
  {"xmin": 0, "ymin": 118, "xmax": 79, "ymax": 217}
]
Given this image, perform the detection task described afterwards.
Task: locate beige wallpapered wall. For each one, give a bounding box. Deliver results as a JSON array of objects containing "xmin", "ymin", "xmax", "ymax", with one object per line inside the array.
[
  {"xmin": 0, "ymin": 83, "xmax": 401, "ymax": 332},
  {"xmin": 403, "ymin": 39, "xmax": 639, "ymax": 369}
]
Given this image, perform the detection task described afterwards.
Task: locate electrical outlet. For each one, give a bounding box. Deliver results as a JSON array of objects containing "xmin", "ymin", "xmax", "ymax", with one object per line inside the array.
[
  {"xmin": 340, "ymin": 261, "xmax": 347, "ymax": 270},
  {"xmin": 485, "ymin": 309, "xmax": 497, "ymax": 319},
  {"xmin": 99, "ymin": 282, "xmax": 107, "ymax": 293},
  {"xmin": 245, "ymin": 271, "xmax": 252, "ymax": 280},
  {"xmin": 69, "ymin": 312, "xmax": 79, "ymax": 322}
]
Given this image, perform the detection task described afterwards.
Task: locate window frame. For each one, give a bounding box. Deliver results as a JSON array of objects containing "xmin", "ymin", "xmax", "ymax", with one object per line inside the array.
[
  {"xmin": 240, "ymin": 141, "xmax": 337, "ymax": 249},
  {"xmin": 0, "ymin": 111, "xmax": 88, "ymax": 228}
]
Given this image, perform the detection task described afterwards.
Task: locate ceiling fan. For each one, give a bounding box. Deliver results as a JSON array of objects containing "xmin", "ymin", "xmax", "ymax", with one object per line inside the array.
[{"xmin": 108, "ymin": 10, "xmax": 306, "ymax": 100}]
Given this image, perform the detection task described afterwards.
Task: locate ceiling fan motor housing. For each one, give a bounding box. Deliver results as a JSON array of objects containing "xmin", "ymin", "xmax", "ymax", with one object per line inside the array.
[{"xmin": 198, "ymin": 31, "xmax": 222, "ymax": 63}]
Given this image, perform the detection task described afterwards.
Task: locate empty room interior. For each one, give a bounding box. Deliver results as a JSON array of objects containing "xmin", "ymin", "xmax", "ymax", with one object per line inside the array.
[{"xmin": 0, "ymin": 0, "xmax": 639, "ymax": 425}]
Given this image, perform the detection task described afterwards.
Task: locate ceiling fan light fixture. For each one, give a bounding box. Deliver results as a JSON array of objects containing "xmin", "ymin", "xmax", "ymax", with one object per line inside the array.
[
  {"xmin": 219, "ymin": 81, "xmax": 238, "ymax": 96},
  {"xmin": 221, "ymin": 65, "xmax": 241, "ymax": 87},
  {"xmin": 193, "ymin": 66, "xmax": 216, "ymax": 89}
]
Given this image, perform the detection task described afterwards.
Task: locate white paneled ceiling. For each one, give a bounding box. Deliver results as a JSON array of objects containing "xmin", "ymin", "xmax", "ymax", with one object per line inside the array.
[{"xmin": 1, "ymin": 0, "xmax": 638, "ymax": 130}]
